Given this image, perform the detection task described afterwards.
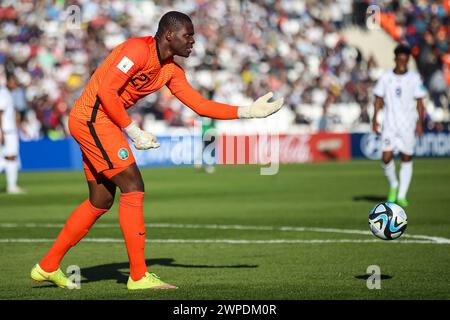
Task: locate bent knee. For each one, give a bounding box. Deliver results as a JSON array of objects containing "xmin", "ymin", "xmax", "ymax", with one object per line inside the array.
[
  {"xmin": 123, "ymin": 180, "xmax": 145, "ymax": 193},
  {"xmin": 400, "ymin": 154, "xmax": 413, "ymax": 162},
  {"xmin": 382, "ymin": 154, "xmax": 393, "ymax": 164},
  {"xmin": 89, "ymin": 195, "xmax": 115, "ymax": 210}
]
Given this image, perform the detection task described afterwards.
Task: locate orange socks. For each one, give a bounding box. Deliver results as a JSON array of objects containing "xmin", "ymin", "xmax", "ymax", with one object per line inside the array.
[
  {"xmin": 39, "ymin": 193, "xmax": 147, "ymax": 281},
  {"xmin": 119, "ymin": 191, "xmax": 148, "ymax": 281},
  {"xmin": 40, "ymin": 199, "xmax": 108, "ymax": 272}
]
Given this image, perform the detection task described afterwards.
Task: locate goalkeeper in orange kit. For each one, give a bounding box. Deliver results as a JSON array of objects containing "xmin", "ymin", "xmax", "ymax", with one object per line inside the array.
[{"xmin": 31, "ymin": 11, "xmax": 283, "ymax": 290}]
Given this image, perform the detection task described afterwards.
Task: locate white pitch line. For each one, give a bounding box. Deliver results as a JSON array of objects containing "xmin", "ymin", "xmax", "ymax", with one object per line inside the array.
[
  {"xmin": 0, "ymin": 238, "xmax": 445, "ymax": 244},
  {"xmin": 1, "ymin": 223, "xmax": 449, "ymax": 244}
]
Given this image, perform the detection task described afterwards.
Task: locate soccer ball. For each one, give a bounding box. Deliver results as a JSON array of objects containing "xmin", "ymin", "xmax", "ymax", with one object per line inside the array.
[{"xmin": 368, "ymin": 202, "xmax": 408, "ymax": 240}]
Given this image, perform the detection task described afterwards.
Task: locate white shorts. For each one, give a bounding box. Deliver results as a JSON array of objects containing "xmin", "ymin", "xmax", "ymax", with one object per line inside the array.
[
  {"xmin": 381, "ymin": 129, "xmax": 415, "ymax": 156},
  {"xmin": 1, "ymin": 131, "xmax": 19, "ymax": 157}
]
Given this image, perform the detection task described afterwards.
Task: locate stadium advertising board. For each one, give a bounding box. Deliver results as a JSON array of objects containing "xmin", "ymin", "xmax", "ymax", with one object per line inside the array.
[
  {"xmin": 18, "ymin": 132, "xmax": 450, "ymax": 171},
  {"xmin": 217, "ymin": 133, "xmax": 351, "ymax": 164},
  {"xmin": 19, "ymin": 135, "xmax": 204, "ymax": 171},
  {"xmin": 19, "ymin": 138, "xmax": 83, "ymax": 171},
  {"xmin": 352, "ymin": 132, "xmax": 450, "ymax": 159},
  {"xmin": 133, "ymin": 135, "xmax": 203, "ymax": 167}
]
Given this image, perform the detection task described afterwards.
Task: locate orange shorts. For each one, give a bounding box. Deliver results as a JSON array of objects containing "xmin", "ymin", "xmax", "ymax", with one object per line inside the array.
[{"xmin": 69, "ymin": 115, "xmax": 135, "ymax": 181}]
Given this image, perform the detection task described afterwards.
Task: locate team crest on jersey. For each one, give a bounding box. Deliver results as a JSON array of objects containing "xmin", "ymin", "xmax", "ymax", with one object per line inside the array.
[
  {"xmin": 395, "ymin": 87, "xmax": 402, "ymax": 97},
  {"xmin": 118, "ymin": 148, "xmax": 129, "ymax": 160}
]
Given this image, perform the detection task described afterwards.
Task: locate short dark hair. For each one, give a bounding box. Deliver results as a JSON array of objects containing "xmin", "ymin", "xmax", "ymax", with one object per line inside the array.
[
  {"xmin": 5, "ymin": 70, "xmax": 17, "ymax": 83},
  {"xmin": 394, "ymin": 44, "xmax": 411, "ymax": 56},
  {"xmin": 156, "ymin": 11, "xmax": 192, "ymax": 37}
]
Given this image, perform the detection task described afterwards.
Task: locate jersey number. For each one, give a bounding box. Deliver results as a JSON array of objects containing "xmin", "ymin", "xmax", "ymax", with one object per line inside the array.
[{"xmin": 130, "ymin": 73, "xmax": 150, "ymax": 90}]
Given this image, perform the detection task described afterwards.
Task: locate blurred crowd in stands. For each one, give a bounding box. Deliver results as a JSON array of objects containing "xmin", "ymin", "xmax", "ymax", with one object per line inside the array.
[
  {"xmin": 0, "ymin": 0, "xmax": 448, "ymax": 140},
  {"xmin": 358, "ymin": 0, "xmax": 449, "ymax": 108}
]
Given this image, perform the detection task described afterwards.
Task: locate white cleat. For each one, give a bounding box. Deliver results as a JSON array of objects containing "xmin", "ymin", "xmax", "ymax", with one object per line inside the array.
[
  {"xmin": 204, "ymin": 166, "xmax": 215, "ymax": 174},
  {"xmin": 7, "ymin": 186, "xmax": 27, "ymax": 194}
]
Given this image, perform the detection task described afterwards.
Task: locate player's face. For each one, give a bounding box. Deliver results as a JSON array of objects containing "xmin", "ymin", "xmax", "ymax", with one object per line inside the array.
[
  {"xmin": 394, "ymin": 53, "xmax": 409, "ymax": 73},
  {"xmin": 6, "ymin": 77, "xmax": 18, "ymax": 90},
  {"xmin": 170, "ymin": 22, "xmax": 195, "ymax": 58}
]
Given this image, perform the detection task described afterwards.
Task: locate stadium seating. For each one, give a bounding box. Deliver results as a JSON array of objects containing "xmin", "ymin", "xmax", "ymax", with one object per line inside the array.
[{"xmin": 0, "ymin": 0, "xmax": 448, "ymax": 138}]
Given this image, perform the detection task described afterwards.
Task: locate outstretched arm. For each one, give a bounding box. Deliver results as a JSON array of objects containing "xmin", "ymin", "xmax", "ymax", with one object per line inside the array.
[
  {"xmin": 167, "ymin": 64, "xmax": 283, "ymax": 119},
  {"xmin": 170, "ymin": 81, "xmax": 240, "ymax": 119}
]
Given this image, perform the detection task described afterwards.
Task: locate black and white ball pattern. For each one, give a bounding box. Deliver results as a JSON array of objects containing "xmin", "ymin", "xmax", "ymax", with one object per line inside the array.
[{"xmin": 369, "ymin": 202, "xmax": 408, "ymax": 240}]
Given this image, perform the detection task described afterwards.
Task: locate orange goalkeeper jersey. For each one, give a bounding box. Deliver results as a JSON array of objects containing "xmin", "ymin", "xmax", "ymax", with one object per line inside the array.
[{"xmin": 71, "ymin": 36, "xmax": 239, "ymax": 128}]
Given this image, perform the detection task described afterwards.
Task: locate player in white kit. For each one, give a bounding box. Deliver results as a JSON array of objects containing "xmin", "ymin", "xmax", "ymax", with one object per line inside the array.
[
  {"xmin": 372, "ymin": 44, "xmax": 426, "ymax": 207},
  {"xmin": 0, "ymin": 74, "xmax": 25, "ymax": 194}
]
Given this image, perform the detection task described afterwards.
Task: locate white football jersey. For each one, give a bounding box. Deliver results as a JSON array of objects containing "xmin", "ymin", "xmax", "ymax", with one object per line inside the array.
[
  {"xmin": 0, "ymin": 86, "xmax": 17, "ymax": 133},
  {"xmin": 373, "ymin": 70, "xmax": 426, "ymax": 133}
]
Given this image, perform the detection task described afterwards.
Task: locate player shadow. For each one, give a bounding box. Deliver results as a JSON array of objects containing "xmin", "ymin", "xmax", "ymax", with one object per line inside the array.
[
  {"xmin": 79, "ymin": 258, "xmax": 258, "ymax": 284},
  {"xmin": 354, "ymin": 274, "xmax": 393, "ymax": 280},
  {"xmin": 31, "ymin": 283, "xmax": 59, "ymax": 289},
  {"xmin": 352, "ymin": 195, "xmax": 386, "ymax": 202},
  {"xmin": 31, "ymin": 258, "xmax": 258, "ymax": 288}
]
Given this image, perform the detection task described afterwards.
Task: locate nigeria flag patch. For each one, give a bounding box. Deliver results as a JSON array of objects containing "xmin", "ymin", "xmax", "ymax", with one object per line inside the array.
[{"xmin": 118, "ymin": 148, "xmax": 129, "ymax": 160}]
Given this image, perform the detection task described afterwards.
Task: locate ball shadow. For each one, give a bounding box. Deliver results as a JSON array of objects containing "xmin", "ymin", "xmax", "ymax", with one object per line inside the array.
[
  {"xmin": 355, "ymin": 274, "xmax": 393, "ymax": 280},
  {"xmin": 353, "ymin": 195, "xmax": 386, "ymax": 202}
]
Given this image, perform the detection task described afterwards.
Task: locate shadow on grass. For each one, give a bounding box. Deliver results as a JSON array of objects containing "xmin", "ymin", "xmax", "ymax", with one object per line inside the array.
[
  {"xmin": 32, "ymin": 258, "xmax": 257, "ymax": 288},
  {"xmin": 31, "ymin": 283, "xmax": 58, "ymax": 289},
  {"xmin": 31, "ymin": 258, "xmax": 258, "ymax": 288},
  {"xmin": 354, "ymin": 274, "xmax": 393, "ymax": 280},
  {"xmin": 81, "ymin": 258, "xmax": 258, "ymax": 284},
  {"xmin": 353, "ymin": 195, "xmax": 386, "ymax": 202}
]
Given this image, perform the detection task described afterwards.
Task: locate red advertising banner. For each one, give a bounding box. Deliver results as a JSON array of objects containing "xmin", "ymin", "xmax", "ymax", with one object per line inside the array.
[
  {"xmin": 309, "ymin": 133, "xmax": 351, "ymax": 162},
  {"xmin": 217, "ymin": 133, "xmax": 350, "ymax": 164}
]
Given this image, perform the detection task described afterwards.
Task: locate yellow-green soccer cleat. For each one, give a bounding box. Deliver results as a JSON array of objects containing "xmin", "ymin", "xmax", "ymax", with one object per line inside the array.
[
  {"xmin": 31, "ymin": 264, "xmax": 78, "ymax": 289},
  {"xmin": 397, "ymin": 198, "xmax": 409, "ymax": 208},
  {"xmin": 387, "ymin": 187, "xmax": 398, "ymax": 203},
  {"xmin": 127, "ymin": 272, "xmax": 178, "ymax": 290}
]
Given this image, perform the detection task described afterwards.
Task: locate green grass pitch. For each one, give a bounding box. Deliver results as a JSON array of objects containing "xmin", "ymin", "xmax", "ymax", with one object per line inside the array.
[{"xmin": 0, "ymin": 159, "xmax": 449, "ymax": 300}]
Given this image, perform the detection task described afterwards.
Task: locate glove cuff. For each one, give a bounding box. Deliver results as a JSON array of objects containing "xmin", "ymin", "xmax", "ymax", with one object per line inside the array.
[
  {"xmin": 238, "ymin": 106, "xmax": 252, "ymax": 119},
  {"xmin": 124, "ymin": 121, "xmax": 140, "ymax": 139}
]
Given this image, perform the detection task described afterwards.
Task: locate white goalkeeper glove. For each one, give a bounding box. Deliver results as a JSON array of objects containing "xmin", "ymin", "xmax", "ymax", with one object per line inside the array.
[
  {"xmin": 124, "ymin": 121, "xmax": 160, "ymax": 150},
  {"xmin": 238, "ymin": 92, "xmax": 284, "ymax": 119}
]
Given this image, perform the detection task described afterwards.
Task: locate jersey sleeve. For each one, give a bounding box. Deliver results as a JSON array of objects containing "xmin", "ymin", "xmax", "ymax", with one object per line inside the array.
[
  {"xmin": 166, "ymin": 63, "xmax": 239, "ymax": 120},
  {"xmin": 413, "ymin": 74, "xmax": 427, "ymax": 99},
  {"xmin": 97, "ymin": 39, "xmax": 150, "ymax": 128},
  {"xmin": 373, "ymin": 74, "xmax": 385, "ymax": 98}
]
